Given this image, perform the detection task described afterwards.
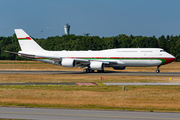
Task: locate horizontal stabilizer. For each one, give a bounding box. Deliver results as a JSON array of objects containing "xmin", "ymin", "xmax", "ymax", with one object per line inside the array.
[{"xmin": 5, "ymin": 51, "xmax": 19, "ymax": 54}]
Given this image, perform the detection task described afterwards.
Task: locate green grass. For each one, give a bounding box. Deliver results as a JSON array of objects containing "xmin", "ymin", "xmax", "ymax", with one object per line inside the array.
[
  {"xmin": 1, "ymin": 85, "xmax": 180, "ymax": 92},
  {"xmin": 0, "ymin": 85, "xmax": 180, "ymax": 113},
  {"xmin": 0, "ymin": 85, "xmax": 122, "ymax": 92}
]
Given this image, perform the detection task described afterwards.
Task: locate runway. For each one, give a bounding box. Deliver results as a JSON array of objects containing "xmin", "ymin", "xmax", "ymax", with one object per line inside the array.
[
  {"xmin": 104, "ymin": 83, "xmax": 180, "ymax": 85},
  {"xmin": 0, "ymin": 70, "xmax": 180, "ymax": 76},
  {"xmin": 0, "ymin": 107, "xmax": 179, "ymax": 120},
  {"xmin": 0, "ymin": 82, "xmax": 180, "ymax": 86},
  {"xmin": 0, "ymin": 82, "xmax": 97, "ymax": 86}
]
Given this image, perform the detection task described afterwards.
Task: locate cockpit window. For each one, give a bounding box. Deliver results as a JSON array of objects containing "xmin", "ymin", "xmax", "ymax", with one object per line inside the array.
[{"xmin": 160, "ymin": 50, "xmax": 165, "ymax": 52}]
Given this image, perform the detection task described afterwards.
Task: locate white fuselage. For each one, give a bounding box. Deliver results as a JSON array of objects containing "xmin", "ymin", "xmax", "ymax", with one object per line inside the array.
[{"xmin": 19, "ymin": 48, "xmax": 175, "ymax": 67}]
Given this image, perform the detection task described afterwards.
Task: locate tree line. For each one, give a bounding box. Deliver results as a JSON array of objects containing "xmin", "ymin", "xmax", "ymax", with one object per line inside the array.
[{"xmin": 0, "ymin": 34, "xmax": 180, "ymax": 61}]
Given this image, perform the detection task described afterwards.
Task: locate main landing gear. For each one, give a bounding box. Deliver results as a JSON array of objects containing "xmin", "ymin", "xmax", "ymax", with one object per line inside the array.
[
  {"xmin": 84, "ymin": 69, "xmax": 104, "ymax": 73},
  {"xmin": 84, "ymin": 69, "xmax": 94, "ymax": 73},
  {"xmin": 156, "ymin": 65, "xmax": 160, "ymax": 73}
]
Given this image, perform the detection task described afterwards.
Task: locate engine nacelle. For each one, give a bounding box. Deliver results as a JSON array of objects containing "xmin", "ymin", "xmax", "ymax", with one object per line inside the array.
[
  {"xmin": 61, "ymin": 59, "xmax": 75, "ymax": 67},
  {"xmin": 113, "ymin": 66, "xmax": 126, "ymax": 70},
  {"xmin": 90, "ymin": 62, "xmax": 104, "ymax": 70}
]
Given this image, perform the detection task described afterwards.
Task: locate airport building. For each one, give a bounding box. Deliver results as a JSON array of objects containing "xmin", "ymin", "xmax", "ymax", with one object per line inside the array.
[{"xmin": 64, "ymin": 23, "xmax": 70, "ymax": 35}]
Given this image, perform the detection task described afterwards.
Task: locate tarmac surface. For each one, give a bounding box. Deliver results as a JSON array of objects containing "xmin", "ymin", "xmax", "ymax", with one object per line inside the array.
[
  {"xmin": 0, "ymin": 82, "xmax": 97, "ymax": 86},
  {"xmin": 0, "ymin": 70, "xmax": 180, "ymax": 76},
  {"xmin": 0, "ymin": 107, "xmax": 180, "ymax": 120},
  {"xmin": 0, "ymin": 82, "xmax": 180, "ymax": 86},
  {"xmin": 104, "ymin": 82, "xmax": 180, "ymax": 85}
]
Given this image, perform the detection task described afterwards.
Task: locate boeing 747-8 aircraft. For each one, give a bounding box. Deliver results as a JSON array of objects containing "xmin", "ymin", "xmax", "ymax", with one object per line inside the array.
[{"xmin": 6, "ymin": 29, "xmax": 176, "ymax": 73}]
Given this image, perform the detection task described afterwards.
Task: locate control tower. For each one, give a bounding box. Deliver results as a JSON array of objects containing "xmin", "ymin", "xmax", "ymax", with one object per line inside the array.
[{"xmin": 64, "ymin": 23, "xmax": 70, "ymax": 35}]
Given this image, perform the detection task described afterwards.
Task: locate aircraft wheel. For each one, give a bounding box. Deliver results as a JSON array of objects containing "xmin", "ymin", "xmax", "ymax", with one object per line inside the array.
[
  {"xmin": 85, "ymin": 69, "xmax": 94, "ymax": 73},
  {"xmin": 156, "ymin": 65, "xmax": 160, "ymax": 73},
  {"xmin": 86, "ymin": 69, "xmax": 90, "ymax": 73},
  {"xmin": 89, "ymin": 69, "xmax": 94, "ymax": 73},
  {"xmin": 156, "ymin": 70, "xmax": 160, "ymax": 73}
]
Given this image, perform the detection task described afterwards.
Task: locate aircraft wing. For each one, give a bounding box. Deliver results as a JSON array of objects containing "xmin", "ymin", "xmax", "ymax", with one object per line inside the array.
[
  {"xmin": 5, "ymin": 51, "xmax": 88, "ymax": 67},
  {"xmin": 72, "ymin": 58, "xmax": 124, "ymax": 68},
  {"xmin": 5, "ymin": 51, "xmax": 124, "ymax": 68}
]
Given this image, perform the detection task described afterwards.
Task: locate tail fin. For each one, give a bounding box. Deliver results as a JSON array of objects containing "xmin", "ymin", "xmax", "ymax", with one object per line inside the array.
[{"xmin": 15, "ymin": 29, "xmax": 44, "ymax": 51}]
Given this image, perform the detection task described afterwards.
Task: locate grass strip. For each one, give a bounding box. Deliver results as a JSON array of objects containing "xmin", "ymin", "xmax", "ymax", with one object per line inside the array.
[
  {"xmin": 0, "ymin": 85, "xmax": 180, "ymax": 112},
  {"xmin": 1, "ymin": 74, "xmax": 180, "ymax": 83}
]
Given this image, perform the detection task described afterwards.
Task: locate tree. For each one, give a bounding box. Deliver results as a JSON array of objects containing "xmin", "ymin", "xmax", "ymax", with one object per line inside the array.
[
  {"xmin": 175, "ymin": 38, "xmax": 180, "ymax": 61},
  {"xmin": 158, "ymin": 35, "xmax": 168, "ymax": 51}
]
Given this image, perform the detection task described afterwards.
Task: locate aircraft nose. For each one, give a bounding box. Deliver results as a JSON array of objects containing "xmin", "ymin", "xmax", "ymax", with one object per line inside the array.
[
  {"xmin": 163, "ymin": 55, "xmax": 176, "ymax": 65},
  {"xmin": 171, "ymin": 54, "xmax": 176, "ymax": 61},
  {"xmin": 172, "ymin": 56, "xmax": 176, "ymax": 62}
]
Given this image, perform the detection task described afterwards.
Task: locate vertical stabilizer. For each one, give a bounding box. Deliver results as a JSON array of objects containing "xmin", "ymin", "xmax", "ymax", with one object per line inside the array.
[{"xmin": 15, "ymin": 29, "xmax": 44, "ymax": 51}]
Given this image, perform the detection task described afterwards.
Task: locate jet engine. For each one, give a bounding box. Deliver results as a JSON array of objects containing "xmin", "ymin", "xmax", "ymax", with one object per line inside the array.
[
  {"xmin": 61, "ymin": 59, "xmax": 75, "ymax": 67},
  {"xmin": 90, "ymin": 61, "xmax": 104, "ymax": 70},
  {"xmin": 112, "ymin": 66, "xmax": 126, "ymax": 70}
]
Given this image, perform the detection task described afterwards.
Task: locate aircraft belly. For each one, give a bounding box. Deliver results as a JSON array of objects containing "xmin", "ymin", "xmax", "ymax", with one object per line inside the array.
[
  {"xmin": 33, "ymin": 59, "xmax": 59, "ymax": 65},
  {"xmin": 123, "ymin": 60, "xmax": 162, "ymax": 67}
]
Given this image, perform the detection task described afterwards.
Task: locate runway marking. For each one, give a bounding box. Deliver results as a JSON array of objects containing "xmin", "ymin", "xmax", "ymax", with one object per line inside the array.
[
  {"xmin": 0, "ymin": 111, "xmax": 179, "ymax": 120},
  {"xmin": 75, "ymin": 83, "xmax": 96, "ymax": 85}
]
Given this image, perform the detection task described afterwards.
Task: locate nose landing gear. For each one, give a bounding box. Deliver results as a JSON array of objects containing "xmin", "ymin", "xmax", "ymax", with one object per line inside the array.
[{"xmin": 156, "ymin": 65, "xmax": 160, "ymax": 73}]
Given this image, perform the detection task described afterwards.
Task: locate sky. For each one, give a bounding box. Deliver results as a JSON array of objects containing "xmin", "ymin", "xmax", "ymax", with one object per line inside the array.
[{"xmin": 0, "ymin": 0, "xmax": 180, "ymax": 38}]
